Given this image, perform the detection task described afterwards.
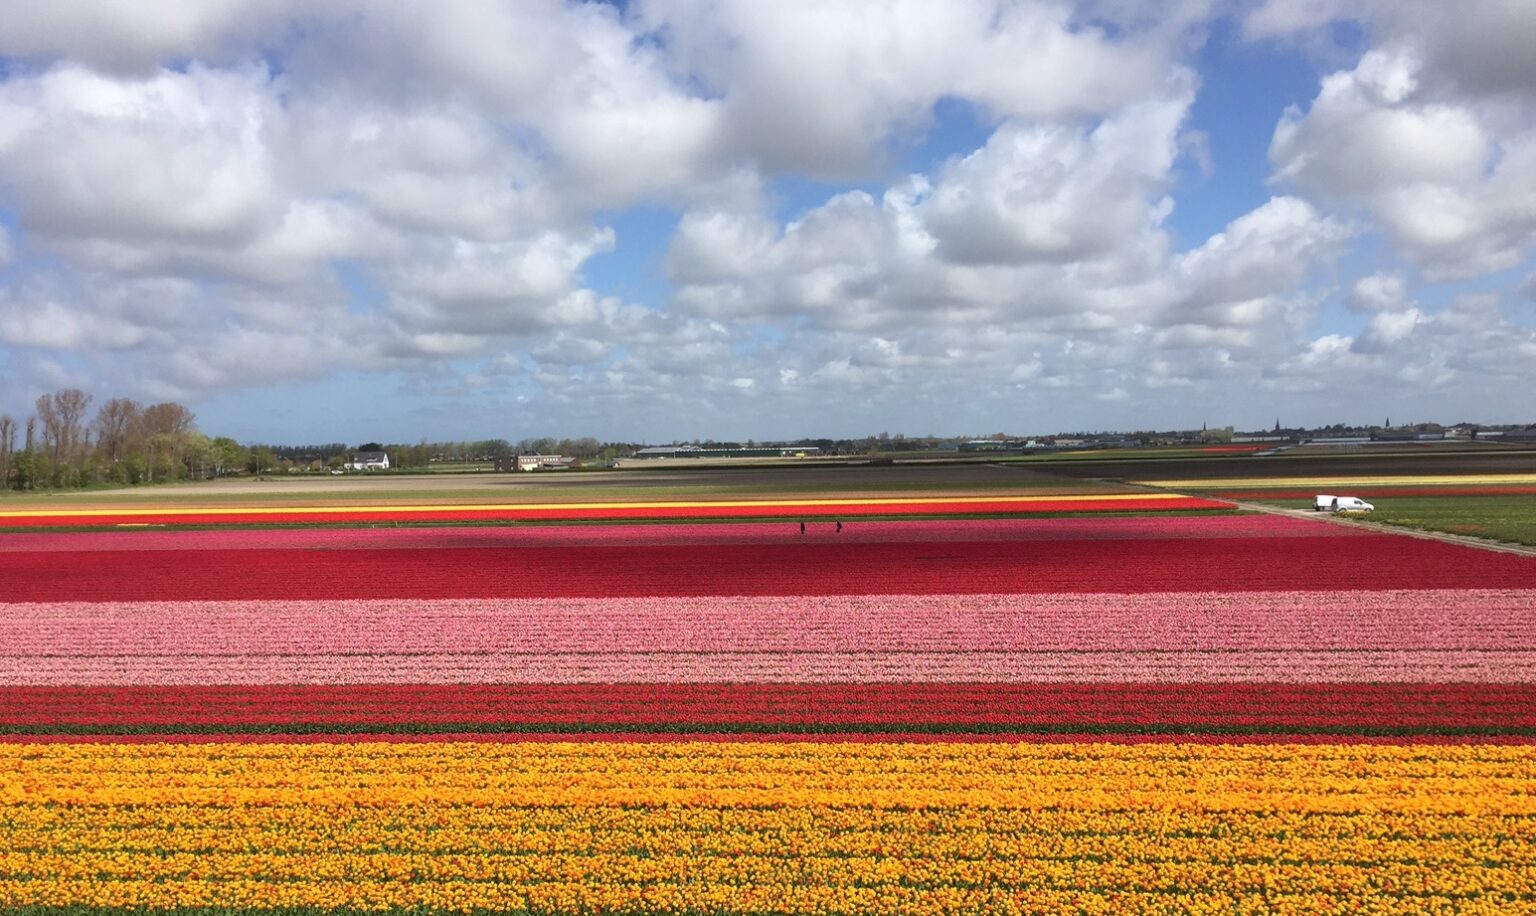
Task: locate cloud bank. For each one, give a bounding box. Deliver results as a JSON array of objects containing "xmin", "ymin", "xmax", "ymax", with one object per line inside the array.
[{"xmin": 0, "ymin": 0, "xmax": 1532, "ymax": 438}]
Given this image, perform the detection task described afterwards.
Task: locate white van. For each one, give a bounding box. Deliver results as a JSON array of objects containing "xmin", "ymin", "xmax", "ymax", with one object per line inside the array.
[
  {"xmin": 1321, "ymin": 495, "xmax": 1374, "ymax": 513},
  {"xmin": 1312, "ymin": 495, "xmax": 1335, "ymax": 511}
]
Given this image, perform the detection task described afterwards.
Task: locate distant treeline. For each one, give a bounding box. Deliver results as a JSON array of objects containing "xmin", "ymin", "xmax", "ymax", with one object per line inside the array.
[
  {"xmin": 257, "ymin": 438, "xmax": 628, "ymax": 469},
  {"xmin": 0, "ymin": 389, "xmax": 240, "ymax": 490},
  {"xmin": 0, "ymin": 392, "xmax": 660, "ymax": 490},
  {"xmin": 0, "ymin": 388, "xmax": 955, "ymax": 493}
]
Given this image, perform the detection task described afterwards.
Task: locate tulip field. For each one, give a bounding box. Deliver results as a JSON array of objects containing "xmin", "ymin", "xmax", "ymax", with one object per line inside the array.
[
  {"xmin": 0, "ymin": 490, "xmax": 1222, "ymax": 528},
  {"xmin": 3, "ymin": 499, "xmax": 1536, "ymax": 913}
]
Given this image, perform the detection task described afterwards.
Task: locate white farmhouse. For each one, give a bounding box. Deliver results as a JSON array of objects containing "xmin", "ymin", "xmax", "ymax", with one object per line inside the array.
[
  {"xmin": 516, "ymin": 454, "xmax": 568, "ymax": 471},
  {"xmin": 347, "ymin": 450, "xmax": 390, "ymax": 471}
]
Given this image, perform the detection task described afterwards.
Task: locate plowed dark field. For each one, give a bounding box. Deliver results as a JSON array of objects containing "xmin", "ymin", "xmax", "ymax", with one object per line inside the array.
[{"xmin": 1034, "ymin": 448, "xmax": 1536, "ymax": 481}]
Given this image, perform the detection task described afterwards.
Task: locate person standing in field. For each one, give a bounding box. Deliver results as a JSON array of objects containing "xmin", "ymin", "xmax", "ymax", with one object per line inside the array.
[{"xmin": 799, "ymin": 521, "xmax": 806, "ymax": 535}]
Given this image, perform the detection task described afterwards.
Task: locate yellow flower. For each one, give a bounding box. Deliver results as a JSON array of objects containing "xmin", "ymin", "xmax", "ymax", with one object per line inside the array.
[{"xmin": 2, "ymin": 741, "xmax": 1533, "ymax": 912}]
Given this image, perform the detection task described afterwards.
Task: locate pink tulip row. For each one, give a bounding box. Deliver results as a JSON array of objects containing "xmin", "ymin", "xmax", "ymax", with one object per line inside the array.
[
  {"xmin": 4, "ymin": 649, "xmax": 1532, "ymax": 686},
  {"xmin": 0, "ymin": 514, "xmax": 1346, "ymax": 554},
  {"xmin": 5, "ymin": 590, "xmax": 1531, "ymax": 660}
]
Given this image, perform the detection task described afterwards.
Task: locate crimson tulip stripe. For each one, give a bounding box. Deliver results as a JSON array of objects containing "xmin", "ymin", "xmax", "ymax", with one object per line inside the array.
[
  {"xmin": 4, "ymin": 684, "xmax": 1533, "ymax": 736},
  {"xmin": 6, "ymin": 533, "xmax": 1535, "ymax": 603},
  {"xmin": 0, "ymin": 515, "xmax": 1351, "ymax": 553}
]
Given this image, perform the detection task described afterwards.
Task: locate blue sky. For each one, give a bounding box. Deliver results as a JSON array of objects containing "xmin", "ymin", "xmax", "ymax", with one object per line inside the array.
[{"xmin": 1, "ymin": 1, "xmax": 1533, "ymax": 444}]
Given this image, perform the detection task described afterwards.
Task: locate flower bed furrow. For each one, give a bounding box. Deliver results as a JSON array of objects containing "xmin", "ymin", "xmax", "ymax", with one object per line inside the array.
[{"xmin": 6, "ymin": 534, "xmax": 1534, "ymax": 602}]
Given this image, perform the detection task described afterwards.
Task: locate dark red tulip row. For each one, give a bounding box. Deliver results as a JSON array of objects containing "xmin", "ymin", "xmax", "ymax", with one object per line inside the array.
[
  {"xmin": 6, "ymin": 532, "xmax": 1534, "ymax": 601},
  {"xmin": 4, "ymin": 683, "xmax": 1532, "ymax": 736}
]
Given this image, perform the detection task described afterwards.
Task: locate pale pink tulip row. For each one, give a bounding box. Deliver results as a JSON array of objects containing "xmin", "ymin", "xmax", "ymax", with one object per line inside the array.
[
  {"xmin": 4, "ymin": 590, "xmax": 1531, "ymax": 660},
  {"xmin": 3, "ymin": 650, "xmax": 1532, "ymax": 686},
  {"xmin": 0, "ymin": 514, "xmax": 1342, "ymax": 553}
]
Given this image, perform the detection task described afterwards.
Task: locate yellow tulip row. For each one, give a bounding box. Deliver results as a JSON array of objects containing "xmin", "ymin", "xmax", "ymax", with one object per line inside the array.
[
  {"xmin": 12, "ymin": 740, "xmax": 1536, "ymax": 783},
  {"xmin": 3, "ymin": 741, "xmax": 1534, "ymax": 913},
  {"xmin": 8, "ymin": 741, "xmax": 1534, "ymax": 802},
  {"xmin": 7, "ymin": 848, "xmax": 1536, "ymax": 893},
  {"xmin": 16, "ymin": 739, "xmax": 1532, "ymax": 766},
  {"xmin": 10, "ymin": 817, "xmax": 1535, "ymax": 866},
  {"xmin": 4, "ymin": 878, "xmax": 1527, "ymax": 916},
  {"xmin": 11, "ymin": 800, "xmax": 1536, "ymax": 843}
]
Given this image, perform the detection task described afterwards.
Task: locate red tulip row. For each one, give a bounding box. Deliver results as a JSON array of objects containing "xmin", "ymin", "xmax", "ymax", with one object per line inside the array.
[
  {"xmin": 7, "ymin": 532, "xmax": 1534, "ymax": 601},
  {"xmin": 4, "ymin": 683, "xmax": 1532, "ymax": 735},
  {"xmin": 3, "ymin": 515, "xmax": 1342, "ymax": 554}
]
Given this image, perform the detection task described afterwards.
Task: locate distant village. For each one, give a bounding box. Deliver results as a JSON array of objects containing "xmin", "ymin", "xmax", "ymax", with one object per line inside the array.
[
  {"xmin": 294, "ymin": 420, "xmax": 1536, "ymax": 474},
  {"xmin": 5, "ymin": 384, "xmax": 1535, "ymax": 491},
  {"xmin": 942, "ymin": 420, "xmax": 1536, "ymax": 453}
]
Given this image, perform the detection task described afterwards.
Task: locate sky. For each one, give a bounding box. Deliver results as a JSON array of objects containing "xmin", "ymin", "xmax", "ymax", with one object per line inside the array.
[{"xmin": 0, "ymin": 1, "xmax": 1534, "ymax": 444}]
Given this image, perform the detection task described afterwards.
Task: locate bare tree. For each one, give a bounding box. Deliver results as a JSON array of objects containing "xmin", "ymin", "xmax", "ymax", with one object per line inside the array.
[
  {"xmin": 17, "ymin": 416, "xmax": 36, "ymax": 490},
  {"xmin": 141, "ymin": 402, "xmax": 195, "ymax": 438},
  {"xmin": 34, "ymin": 396, "xmax": 59, "ymax": 478},
  {"xmin": 141, "ymin": 402, "xmax": 196, "ymax": 482},
  {"xmin": 36, "ymin": 389, "xmax": 92, "ymax": 486},
  {"xmin": 93, "ymin": 398, "xmax": 143, "ymax": 467},
  {"xmin": 0, "ymin": 414, "xmax": 14, "ymax": 489}
]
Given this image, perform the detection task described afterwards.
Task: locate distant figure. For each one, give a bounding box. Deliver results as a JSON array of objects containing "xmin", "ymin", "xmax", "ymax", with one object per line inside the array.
[
  {"xmin": 836, "ymin": 520, "xmax": 843, "ymax": 533},
  {"xmin": 799, "ymin": 521, "xmax": 806, "ymax": 535}
]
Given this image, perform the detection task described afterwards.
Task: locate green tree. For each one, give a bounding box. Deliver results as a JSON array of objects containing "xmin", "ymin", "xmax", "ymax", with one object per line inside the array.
[
  {"xmin": 211, "ymin": 437, "xmax": 247, "ymax": 477},
  {"xmin": 182, "ymin": 433, "xmax": 219, "ymax": 480},
  {"xmin": 139, "ymin": 402, "xmax": 196, "ymax": 482},
  {"xmin": 11, "ymin": 448, "xmax": 36, "ymax": 491},
  {"xmin": 248, "ymin": 446, "xmax": 278, "ymax": 476}
]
